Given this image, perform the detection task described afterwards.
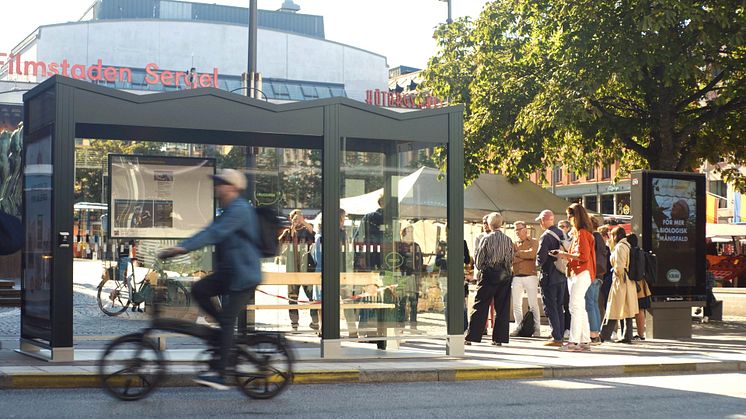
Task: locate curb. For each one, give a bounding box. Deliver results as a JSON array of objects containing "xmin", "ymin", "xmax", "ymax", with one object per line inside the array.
[{"xmin": 2, "ymin": 361, "xmax": 744, "ymax": 390}]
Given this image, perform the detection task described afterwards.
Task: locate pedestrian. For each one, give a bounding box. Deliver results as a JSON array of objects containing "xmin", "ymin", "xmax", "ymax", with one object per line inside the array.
[
  {"xmin": 600, "ymin": 226, "xmax": 638, "ymax": 343},
  {"xmin": 396, "ymin": 225, "xmax": 423, "ymax": 330},
  {"xmin": 510, "ymin": 221, "xmax": 541, "ymax": 337},
  {"xmin": 278, "ymin": 209, "xmax": 319, "ymax": 332},
  {"xmin": 586, "ymin": 216, "xmax": 608, "ymax": 344},
  {"xmin": 465, "ymin": 212, "xmax": 514, "ymax": 346},
  {"xmin": 554, "ymin": 203, "xmax": 596, "ymax": 352},
  {"xmin": 627, "ymin": 234, "xmax": 651, "ymax": 341},
  {"xmin": 557, "ymin": 218, "xmax": 572, "ymax": 339},
  {"xmin": 597, "ymin": 225, "xmax": 613, "ymax": 322},
  {"xmin": 535, "ymin": 209, "xmax": 567, "ymax": 347},
  {"xmin": 158, "ymin": 169, "xmax": 261, "ymax": 390}
]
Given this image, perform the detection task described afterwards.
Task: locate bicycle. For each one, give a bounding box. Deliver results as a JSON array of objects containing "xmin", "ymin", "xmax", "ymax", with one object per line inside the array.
[
  {"xmin": 98, "ymin": 261, "xmax": 294, "ymax": 401},
  {"xmin": 97, "ymin": 257, "xmax": 190, "ymax": 317}
]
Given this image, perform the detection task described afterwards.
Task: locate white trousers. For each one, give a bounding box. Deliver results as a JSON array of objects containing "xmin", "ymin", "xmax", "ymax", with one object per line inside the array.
[
  {"xmin": 568, "ymin": 270, "xmax": 592, "ymax": 344},
  {"xmin": 511, "ymin": 275, "xmax": 542, "ymax": 332}
]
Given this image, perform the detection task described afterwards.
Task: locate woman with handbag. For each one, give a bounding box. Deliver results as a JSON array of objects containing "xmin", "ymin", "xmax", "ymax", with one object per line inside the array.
[
  {"xmin": 465, "ymin": 212, "xmax": 514, "ymax": 346},
  {"xmin": 554, "ymin": 203, "xmax": 596, "ymax": 352},
  {"xmin": 600, "ymin": 227, "xmax": 639, "ymax": 343}
]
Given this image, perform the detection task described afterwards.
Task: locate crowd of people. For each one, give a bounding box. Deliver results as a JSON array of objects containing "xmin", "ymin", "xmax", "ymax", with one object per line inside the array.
[
  {"xmin": 466, "ymin": 204, "xmax": 651, "ymax": 352},
  {"xmin": 272, "ymin": 200, "xmax": 654, "ymax": 352}
]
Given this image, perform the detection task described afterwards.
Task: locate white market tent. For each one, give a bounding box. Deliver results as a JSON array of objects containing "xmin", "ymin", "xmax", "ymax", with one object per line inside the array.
[
  {"xmin": 706, "ymin": 223, "xmax": 746, "ymax": 239},
  {"xmin": 340, "ymin": 167, "xmax": 571, "ymax": 224}
]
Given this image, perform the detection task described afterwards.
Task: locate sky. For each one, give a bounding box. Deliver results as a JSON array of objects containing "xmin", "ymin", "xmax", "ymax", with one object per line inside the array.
[{"xmin": 0, "ymin": 0, "xmax": 487, "ymax": 69}]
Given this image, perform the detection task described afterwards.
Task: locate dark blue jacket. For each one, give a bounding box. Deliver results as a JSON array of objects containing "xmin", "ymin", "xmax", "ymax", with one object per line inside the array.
[
  {"xmin": 179, "ymin": 197, "xmax": 261, "ymax": 291},
  {"xmin": 536, "ymin": 225, "xmax": 566, "ymax": 285}
]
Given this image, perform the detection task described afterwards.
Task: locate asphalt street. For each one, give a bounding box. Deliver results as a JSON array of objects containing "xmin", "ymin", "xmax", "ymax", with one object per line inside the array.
[{"xmin": 1, "ymin": 373, "xmax": 744, "ymax": 418}]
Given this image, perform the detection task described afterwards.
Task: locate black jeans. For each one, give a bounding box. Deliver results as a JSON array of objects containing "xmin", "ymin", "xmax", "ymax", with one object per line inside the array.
[
  {"xmin": 541, "ymin": 279, "xmax": 567, "ymax": 341},
  {"xmin": 192, "ymin": 274, "xmax": 254, "ymax": 375},
  {"xmin": 601, "ymin": 317, "xmax": 633, "ymax": 341},
  {"xmin": 465, "ymin": 277, "xmax": 511, "ymax": 343},
  {"xmin": 396, "ymin": 292, "xmax": 419, "ymax": 325},
  {"xmin": 288, "ymin": 284, "xmax": 319, "ymax": 328}
]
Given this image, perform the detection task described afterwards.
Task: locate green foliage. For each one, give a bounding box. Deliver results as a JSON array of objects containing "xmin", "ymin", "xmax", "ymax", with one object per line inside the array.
[{"xmin": 422, "ymin": 0, "xmax": 746, "ymax": 188}]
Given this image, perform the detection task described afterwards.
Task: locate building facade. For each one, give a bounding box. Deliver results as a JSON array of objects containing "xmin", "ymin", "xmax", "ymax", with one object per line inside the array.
[{"xmin": 0, "ymin": 0, "xmax": 388, "ymax": 102}]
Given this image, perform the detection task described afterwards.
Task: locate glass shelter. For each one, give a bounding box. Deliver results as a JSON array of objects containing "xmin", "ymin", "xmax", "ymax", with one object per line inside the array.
[{"xmin": 21, "ymin": 76, "xmax": 464, "ymax": 360}]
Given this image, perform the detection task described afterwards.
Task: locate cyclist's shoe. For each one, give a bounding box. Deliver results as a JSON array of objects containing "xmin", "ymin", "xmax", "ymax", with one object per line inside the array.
[{"xmin": 193, "ymin": 372, "xmax": 229, "ymax": 390}]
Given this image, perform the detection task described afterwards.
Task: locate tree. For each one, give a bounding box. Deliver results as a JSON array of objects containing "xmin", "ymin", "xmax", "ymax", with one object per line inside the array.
[
  {"xmin": 74, "ymin": 139, "xmax": 167, "ymax": 202},
  {"xmin": 422, "ymin": 1, "xmax": 746, "ymax": 188}
]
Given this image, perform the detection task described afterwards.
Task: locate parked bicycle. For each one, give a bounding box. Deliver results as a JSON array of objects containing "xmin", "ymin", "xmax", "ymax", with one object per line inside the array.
[
  {"xmin": 97, "ymin": 257, "xmax": 190, "ymax": 317},
  {"xmin": 98, "ymin": 260, "xmax": 293, "ymax": 401}
]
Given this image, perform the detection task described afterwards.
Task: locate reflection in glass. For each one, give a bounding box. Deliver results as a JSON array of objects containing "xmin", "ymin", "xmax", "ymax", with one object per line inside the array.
[{"xmin": 340, "ymin": 139, "xmax": 447, "ymax": 342}]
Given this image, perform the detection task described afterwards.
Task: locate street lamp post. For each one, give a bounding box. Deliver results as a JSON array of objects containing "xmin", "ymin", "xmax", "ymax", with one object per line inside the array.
[
  {"xmin": 243, "ymin": 0, "xmax": 259, "ymax": 99},
  {"xmin": 437, "ymin": 0, "xmax": 452, "ymax": 24}
]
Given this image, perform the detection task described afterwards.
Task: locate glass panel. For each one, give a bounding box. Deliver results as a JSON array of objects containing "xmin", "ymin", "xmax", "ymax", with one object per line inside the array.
[
  {"xmin": 22, "ymin": 132, "xmax": 53, "ymax": 340},
  {"xmin": 584, "ymin": 195, "xmax": 598, "ymax": 213},
  {"xmin": 616, "ymin": 193, "xmax": 631, "ymax": 215},
  {"xmin": 340, "ymin": 139, "xmax": 447, "ymax": 343},
  {"xmin": 601, "ymin": 194, "xmax": 614, "ymax": 214},
  {"xmin": 72, "ymin": 139, "xmax": 322, "ymax": 340}
]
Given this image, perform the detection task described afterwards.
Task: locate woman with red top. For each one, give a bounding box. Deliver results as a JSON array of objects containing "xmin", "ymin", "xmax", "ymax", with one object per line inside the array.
[{"xmin": 554, "ymin": 203, "xmax": 596, "ymax": 352}]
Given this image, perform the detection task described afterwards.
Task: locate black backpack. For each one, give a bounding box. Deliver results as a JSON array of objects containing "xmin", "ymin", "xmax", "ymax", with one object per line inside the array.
[
  {"xmin": 516, "ymin": 311, "xmax": 535, "ymax": 337},
  {"xmin": 643, "ymin": 250, "xmax": 658, "ymax": 284},
  {"xmin": 593, "ymin": 232, "xmax": 608, "ymax": 278},
  {"xmin": 253, "ymin": 205, "xmax": 284, "ymax": 258},
  {"xmin": 627, "ymin": 242, "xmax": 646, "ymax": 282}
]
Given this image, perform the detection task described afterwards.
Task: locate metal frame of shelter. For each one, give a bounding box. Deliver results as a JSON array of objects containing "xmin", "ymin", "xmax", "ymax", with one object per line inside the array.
[{"xmin": 20, "ymin": 75, "xmax": 465, "ymax": 360}]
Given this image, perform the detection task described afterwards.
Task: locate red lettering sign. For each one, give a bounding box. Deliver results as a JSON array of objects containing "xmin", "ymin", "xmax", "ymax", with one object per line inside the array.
[
  {"xmin": 1, "ymin": 52, "xmax": 219, "ymax": 89},
  {"xmin": 365, "ymin": 89, "xmax": 443, "ymax": 109}
]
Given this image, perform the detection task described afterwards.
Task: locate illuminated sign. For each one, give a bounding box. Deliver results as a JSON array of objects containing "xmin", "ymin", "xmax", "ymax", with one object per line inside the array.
[
  {"xmin": 0, "ymin": 53, "xmax": 219, "ymax": 88},
  {"xmin": 365, "ymin": 89, "xmax": 443, "ymax": 109}
]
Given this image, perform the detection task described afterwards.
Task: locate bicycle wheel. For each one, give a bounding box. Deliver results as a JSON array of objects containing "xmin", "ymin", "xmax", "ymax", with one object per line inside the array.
[
  {"xmin": 97, "ymin": 277, "xmax": 131, "ymax": 316},
  {"xmin": 98, "ymin": 333, "xmax": 166, "ymax": 401},
  {"xmin": 233, "ymin": 335, "xmax": 294, "ymax": 399}
]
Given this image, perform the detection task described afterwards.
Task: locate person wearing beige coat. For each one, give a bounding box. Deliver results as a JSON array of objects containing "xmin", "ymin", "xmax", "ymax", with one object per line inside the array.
[{"xmin": 600, "ymin": 229, "xmax": 639, "ymax": 343}]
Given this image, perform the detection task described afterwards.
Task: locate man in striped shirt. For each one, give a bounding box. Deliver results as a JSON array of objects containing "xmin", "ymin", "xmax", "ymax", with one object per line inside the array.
[{"xmin": 465, "ymin": 212, "xmax": 515, "ymax": 346}]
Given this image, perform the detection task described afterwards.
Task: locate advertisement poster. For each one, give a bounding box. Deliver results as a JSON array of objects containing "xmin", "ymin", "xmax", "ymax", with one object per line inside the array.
[
  {"xmin": 109, "ymin": 155, "xmax": 215, "ymax": 239},
  {"xmin": 22, "ymin": 134, "xmax": 53, "ymax": 338},
  {"xmin": 650, "ymin": 177, "xmax": 697, "ymax": 287}
]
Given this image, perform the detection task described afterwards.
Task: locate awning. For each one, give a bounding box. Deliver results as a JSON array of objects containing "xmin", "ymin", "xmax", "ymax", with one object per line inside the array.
[
  {"xmin": 706, "ymin": 223, "xmax": 746, "ymax": 238},
  {"xmin": 74, "ymin": 202, "xmax": 108, "ymax": 211}
]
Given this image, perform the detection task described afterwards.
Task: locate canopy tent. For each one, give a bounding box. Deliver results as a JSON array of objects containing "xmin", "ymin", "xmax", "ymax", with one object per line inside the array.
[
  {"xmin": 706, "ymin": 223, "xmax": 746, "ymax": 239},
  {"xmin": 340, "ymin": 167, "xmax": 571, "ymax": 224}
]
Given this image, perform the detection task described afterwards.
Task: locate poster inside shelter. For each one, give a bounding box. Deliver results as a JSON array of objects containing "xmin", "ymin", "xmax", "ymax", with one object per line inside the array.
[
  {"xmin": 109, "ymin": 155, "xmax": 214, "ymax": 239},
  {"xmin": 650, "ymin": 177, "xmax": 697, "ymax": 287}
]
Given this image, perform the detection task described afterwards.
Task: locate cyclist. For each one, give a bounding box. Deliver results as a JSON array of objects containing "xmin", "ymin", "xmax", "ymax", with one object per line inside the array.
[{"xmin": 158, "ymin": 168, "xmax": 261, "ymax": 390}]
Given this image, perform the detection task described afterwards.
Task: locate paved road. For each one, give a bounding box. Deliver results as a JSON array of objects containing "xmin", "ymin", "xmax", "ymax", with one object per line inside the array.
[{"xmin": 1, "ymin": 373, "xmax": 744, "ymax": 418}]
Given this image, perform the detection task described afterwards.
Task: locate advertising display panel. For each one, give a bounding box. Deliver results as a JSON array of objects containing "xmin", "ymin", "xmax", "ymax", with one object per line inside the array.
[
  {"xmin": 21, "ymin": 130, "xmax": 54, "ymax": 341},
  {"xmin": 108, "ymin": 155, "xmax": 215, "ymax": 239},
  {"xmin": 631, "ymin": 170, "xmax": 706, "ymax": 301}
]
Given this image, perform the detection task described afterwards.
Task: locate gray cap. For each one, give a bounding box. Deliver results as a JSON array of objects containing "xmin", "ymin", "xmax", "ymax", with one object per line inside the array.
[{"xmin": 211, "ymin": 169, "xmax": 247, "ymax": 191}]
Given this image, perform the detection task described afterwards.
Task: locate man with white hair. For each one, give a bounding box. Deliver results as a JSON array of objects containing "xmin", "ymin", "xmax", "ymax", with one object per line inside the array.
[
  {"xmin": 535, "ymin": 209, "xmax": 568, "ymax": 346},
  {"xmin": 465, "ymin": 212, "xmax": 514, "ymax": 346}
]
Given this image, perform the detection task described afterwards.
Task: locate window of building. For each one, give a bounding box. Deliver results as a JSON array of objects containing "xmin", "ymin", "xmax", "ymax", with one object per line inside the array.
[
  {"xmin": 602, "ymin": 163, "xmax": 611, "ymax": 180},
  {"xmin": 587, "ymin": 165, "xmax": 596, "ymax": 181},
  {"xmin": 601, "ymin": 194, "xmax": 614, "ymax": 214},
  {"xmin": 584, "ymin": 195, "xmax": 598, "ymax": 213},
  {"xmin": 301, "ymin": 85, "xmax": 319, "ymax": 99},
  {"xmin": 566, "ymin": 196, "xmax": 582, "ymax": 204},
  {"xmin": 552, "ymin": 166, "xmax": 563, "ymax": 184},
  {"xmin": 710, "ymin": 180, "xmax": 728, "ymax": 208},
  {"xmin": 570, "ymin": 171, "xmax": 579, "ymax": 182}
]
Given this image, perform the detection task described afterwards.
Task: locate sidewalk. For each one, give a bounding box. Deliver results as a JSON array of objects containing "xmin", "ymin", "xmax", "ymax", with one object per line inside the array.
[{"xmin": 1, "ymin": 319, "xmax": 745, "ymax": 389}]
